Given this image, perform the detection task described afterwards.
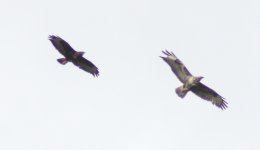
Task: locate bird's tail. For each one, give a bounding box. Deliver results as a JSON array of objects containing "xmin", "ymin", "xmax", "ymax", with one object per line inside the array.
[
  {"xmin": 57, "ymin": 58, "xmax": 68, "ymax": 65},
  {"xmin": 175, "ymin": 85, "xmax": 189, "ymax": 98}
]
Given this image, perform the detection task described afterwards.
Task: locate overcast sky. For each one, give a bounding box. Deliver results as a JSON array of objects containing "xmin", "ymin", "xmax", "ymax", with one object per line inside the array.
[{"xmin": 1, "ymin": 0, "xmax": 260, "ymax": 150}]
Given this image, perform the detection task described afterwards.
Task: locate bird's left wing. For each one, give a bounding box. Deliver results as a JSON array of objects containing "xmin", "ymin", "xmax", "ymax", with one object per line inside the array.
[
  {"xmin": 190, "ymin": 83, "xmax": 228, "ymax": 110},
  {"xmin": 72, "ymin": 56, "xmax": 99, "ymax": 77},
  {"xmin": 49, "ymin": 35, "xmax": 76, "ymax": 57},
  {"xmin": 160, "ymin": 50, "xmax": 192, "ymax": 83}
]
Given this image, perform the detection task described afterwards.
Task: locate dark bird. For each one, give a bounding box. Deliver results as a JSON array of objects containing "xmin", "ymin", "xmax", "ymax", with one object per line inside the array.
[
  {"xmin": 160, "ymin": 50, "xmax": 227, "ymax": 110},
  {"xmin": 49, "ymin": 35, "xmax": 99, "ymax": 77}
]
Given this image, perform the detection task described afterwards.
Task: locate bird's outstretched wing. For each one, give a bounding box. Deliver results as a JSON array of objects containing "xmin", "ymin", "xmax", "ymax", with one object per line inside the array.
[
  {"xmin": 160, "ymin": 50, "xmax": 192, "ymax": 83},
  {"xmin": 190, "ymin": 83, "xmax": 228, "ymax": 110},
  {"xmin": 72, "ymin": 56, "xmax": 99, "ymax": 77},
  {"xmin": 49, "ymin": 35, "xmax": 76, "ymax": 57}
]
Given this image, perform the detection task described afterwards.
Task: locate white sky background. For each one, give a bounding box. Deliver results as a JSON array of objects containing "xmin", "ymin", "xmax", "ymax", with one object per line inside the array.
[{"xmin": 1, "ymin": 0, "xmax": 260, "ymax": 149}]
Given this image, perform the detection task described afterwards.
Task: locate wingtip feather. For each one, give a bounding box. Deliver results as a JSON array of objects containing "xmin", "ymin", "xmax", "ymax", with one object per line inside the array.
[
  {"xmin": 161, "ymin": 50, "xmax": 176, "ymax": 57},
  {"xmin": 215, "ymin": 97, "xmax": 228, "ymax": 110}
]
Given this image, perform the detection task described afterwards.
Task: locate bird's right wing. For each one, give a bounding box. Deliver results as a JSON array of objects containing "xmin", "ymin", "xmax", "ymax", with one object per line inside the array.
[
  {"xmin": 190, "ymin": 83, "xmax": 228, "ymax": 110},
  {"xmin": 73, "ymin": 56, "xmax": 99, "ymax": 77},
  {"xmin": 160, "ymin": 50, "xmax": 192, "ymax": 83}
]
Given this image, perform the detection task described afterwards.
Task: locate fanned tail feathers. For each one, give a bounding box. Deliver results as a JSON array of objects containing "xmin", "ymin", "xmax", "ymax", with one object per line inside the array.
[{"xmin": 175, "ymin": 85, "xmax": 188, "ymax": 98}]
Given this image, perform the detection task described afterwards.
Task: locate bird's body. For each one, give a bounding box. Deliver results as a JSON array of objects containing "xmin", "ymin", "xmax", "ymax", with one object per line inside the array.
[
  {"xmin": 49, "ymin": 35, "xmax": 99, "ymax": 77},
  {"xmin": 176, "ymin": 76, "xmax": 203, "ymax": 98},
  {"xmin": 160, "ymin": 50, "xmax": 228, "ymax": 109}
]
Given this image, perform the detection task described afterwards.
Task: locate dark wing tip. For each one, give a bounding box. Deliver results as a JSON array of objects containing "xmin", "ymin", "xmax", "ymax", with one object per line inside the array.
[
  {"xmin": 48, "ymin": 35, "xmax": 61, "ymax": 41},
  {"xmin": 48, "ymin": 35, "xmax": 56, "ymax": 39},
  {"xmin": 213, "ymin": 95, "xmax": 228, "ymax": 110},
  {"xmin": 162, "ymin": 50, "xmax": 170, "ymax": 56},
  {"xmin": 159, "ymin": 56, "xmax": 166, "ymax": 60},
  {"xmin": 218, "ymin": 99, "xmax": 228, "ymax": 110},
  {"xmin": 161, "ymin": 50, "xmax": 176, "ymax": 57},
  {"xmin": 93, "ymin": 70, "xmax": 99, "ymax": 77}
]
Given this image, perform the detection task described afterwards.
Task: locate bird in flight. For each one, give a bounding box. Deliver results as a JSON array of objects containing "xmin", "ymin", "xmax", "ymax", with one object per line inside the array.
[
  {"xmin": 49, "ymin": 35, "xmax": 99, "ymax": 77},
  {"xmin": 160, "ymin": 50, "xmax": 228, "ymax": 110}
]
